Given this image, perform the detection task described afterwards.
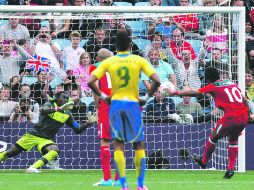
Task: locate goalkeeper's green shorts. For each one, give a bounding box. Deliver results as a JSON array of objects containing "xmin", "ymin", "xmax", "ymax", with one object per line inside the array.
[{"xmin": 16, "ymin": 134, "xmax": 55, "ymax": 153}]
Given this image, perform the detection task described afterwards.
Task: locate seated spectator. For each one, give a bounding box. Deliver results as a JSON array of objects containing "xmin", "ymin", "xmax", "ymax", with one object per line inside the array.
[
  {"xmin": 0, "ymin": 17, "xmax": 30, "ymax": 42},
  {"xmin": 245, "ymin": 21, "xmax": 254, "ymax": 69},
  {"xmin": 73, "ymin": 52, "xmax": 92, "ymax": 96},
  {"xmin": 143, "ymin": 32, "xmax": 167, "ymax": 61},
  {"xmin": 206, "ymin": 14, "xmax": 228, "ymax": 55},
  {"xmin": 70, "ymin": 89, "xmax": 87, "ymax": 122},
  {"xmin": 61, "ymin": 31, "xmax": 85, "ymax": 76},
  {"xmin": 18, "ymin": 83, "xmax": 39, "ymax": 123},
  {"xmin": 162, "ymin": 0, "xmax": 179, "ymax": 6},
  {"xmin": 31, "ymin": 26, "xmax": 62, "ymax": 70},
  {"xmin": 0, "ymin": 86, "xmax": 18, "ymax": 122},
  {"xmin": 8, "ymin": 98, "xmax": 36, "ymax": 123},
  {"xmin": 197, "ymin": 0, "xmax": 215, "ymax": 36},
  {"xmin": 173, "ymin": 0, "xmax": 201, "ymax": 39},
  {"xmin": 142, "ymin": 48, "xmax": 177, "ymax": 89},
  {"xmin": 83, "ymin": 27, "xmax": 116, "ymax": 64},
  {"xmin": 48, "ymin": 0, "xmax": 72, "ymax": 38},
  {"xmin": 10, "ymin": 75, "xmax": 20, "ymax": 100},
  {"xmin": 155, "ymin": 16, "xmax": 177, "ymax": 41},
  {"xmin": 30, "ymin": 71, "xmax": 53, "ymax": 105},
  {"xmin": 245, "ymin": 69, "xmax": 254, "ymax": 101},
  {"xmin": 145, "ymin": 90, "xmax": 176, "ymax": 123},
  {"xmin": 176, "ymin": 86, "xmax": 204, "ymax": 123},
  {"xmin": 166, "ymin": 27, "xmax": 197, "ymax": 61},
  {"xmin": 204, "ymin": 48, "xmax": 228, "ymax": 77}
]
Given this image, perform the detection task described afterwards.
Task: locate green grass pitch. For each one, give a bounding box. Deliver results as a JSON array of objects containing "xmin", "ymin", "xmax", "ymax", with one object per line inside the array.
[{"xmin": 0, "ymin": 170, "xmax": 253, "ymax": 190}]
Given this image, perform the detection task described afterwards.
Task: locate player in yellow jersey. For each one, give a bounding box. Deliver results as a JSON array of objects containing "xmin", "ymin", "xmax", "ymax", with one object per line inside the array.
[{"xmin": 88, "ymin": 30, "xmax": 161, "ymax": 190}]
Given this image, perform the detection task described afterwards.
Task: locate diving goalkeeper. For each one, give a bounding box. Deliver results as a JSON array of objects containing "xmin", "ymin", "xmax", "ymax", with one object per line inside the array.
[{"xmin": 0, "ymin": 91, "xmax": 94, "ymax": 173}]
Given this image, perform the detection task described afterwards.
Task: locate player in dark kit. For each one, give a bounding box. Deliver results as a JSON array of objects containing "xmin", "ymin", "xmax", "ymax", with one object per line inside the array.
[
  {"xmin": 0, "ymin": 91, "xmax": 94, "ymax": 173},
  {"xmin": 172, "ymin": 67, "xmax": 249, "ymax": 179}
]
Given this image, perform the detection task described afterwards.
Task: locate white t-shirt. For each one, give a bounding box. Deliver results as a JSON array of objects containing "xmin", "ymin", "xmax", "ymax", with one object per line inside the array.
[{"xmin": 61, "ymin": 46, "xmax": 85, "ymax": 70}]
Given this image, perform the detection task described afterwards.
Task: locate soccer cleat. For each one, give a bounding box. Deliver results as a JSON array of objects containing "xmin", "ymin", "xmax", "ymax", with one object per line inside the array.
[
  {"xmin": 46, "ymin": 159, "xmax": 63, "ymax": 170},
  {"xmin": 137, "ymin": 186, "xmax": 148, "ymax": 190},
  {"xmin": 193, "ymin": 154, "xmax": 206, "ymax": 169},
  {"xmin": 87, "ymin": 111, "xmax": 98, "ymax": 124},
  {"xmin": 223, "ymin": 170, "xmax": 234, "ymax": 179},
  {"xmin": 26, "ymin": 166, "xmax": 41, "ymax": 173},
  {"xmin": 113, "ymin": 179, "xmax": 121, "ymax": 186},
  {"xmin": 93, "ymin": 179, "xmax": 113, "ymax": 186}
]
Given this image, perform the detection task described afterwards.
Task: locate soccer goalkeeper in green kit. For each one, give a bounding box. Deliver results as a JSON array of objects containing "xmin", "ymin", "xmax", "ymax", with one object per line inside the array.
[{"xmin": 0, "ymin": 91, "xmax": 94, "ymax": 173}]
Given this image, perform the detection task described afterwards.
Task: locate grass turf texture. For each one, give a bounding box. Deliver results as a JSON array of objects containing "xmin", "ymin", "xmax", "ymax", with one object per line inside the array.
[{"xmin": 0, "ymin": 170, "xmax": 253, "ymax": 190}]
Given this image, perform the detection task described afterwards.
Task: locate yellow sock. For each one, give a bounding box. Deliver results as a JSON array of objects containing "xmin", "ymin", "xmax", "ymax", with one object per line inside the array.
[
  {"xmin": 114, "ymin": 150, "xmax": 125, "ymax": 177},
  {"xmin": 32, "ymin": 150, "xmax": 58, "ymax": 169},
  {"xmin": 135, "ymin": 149, "xmax": 146, "ymax": 187}
]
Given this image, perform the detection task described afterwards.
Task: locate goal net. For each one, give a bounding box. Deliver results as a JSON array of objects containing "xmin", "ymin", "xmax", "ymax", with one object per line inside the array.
[{"xmin": 0, "ymin": 6, "xmax": 245, "ymax": 171}]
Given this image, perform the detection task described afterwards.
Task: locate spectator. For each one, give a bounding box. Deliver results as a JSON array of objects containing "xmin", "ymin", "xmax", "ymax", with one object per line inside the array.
[
  {"xmin": 70, "ymin": 89, "xmax": 87, "ymax": 123},
  {"xmin": 10, "ymin": 75, "xmax": 20, "ymax": 100},
  {"xmin": 0, "ymin": 86, "xmax": 18, "ymax": 122},
  {"xmin": 73, "ymin": 52, "xmax": 92, "ymax": 96},
  {"xmin": 173, "ymin": 0, "xmax": 201, "ymax": 39},
  {"xmin": 0, "ymin": 17, "xmax": 30, "ymax": 42},
  {"xmin": 203, "ymin": 47, "xmax": 228, "ymax": 78},
  {"xmin": 167, "ymin": 41, "xmax": 207, "ymax": 89},
  {"xmin": 61, "ymin": 31, "xmax": 85, "ymax": 76},
  {"xmin": 18, "ymin": 83, "xmax": 39, "ymax": 123},
  {"xmin": 83, "ymin": 27, "xmax": 115, "ymax": 64},
  {"xmin": 155, "ymin": 16, "xmax": 177, "ymax": 41},
  {"xmin": 166, "ymin": 27, "xmax": 197, "ymax": 61},
  {"xmin": 30, "ymin": 71, "xmax": 53, "ymax": 105},
  {"xmin": 142, "ymin": 48, "xmax": 177, "ymax": 89},
  {"xmin": 145, "ymin": 90, "xmax": 176, "ymax": 123},
  {"xmin": 197, "ymin": 0, "xmax": 215, "ymax": 36},
  {"xmin": 32, "ymin": 26, "xmax": 62, "ymax": 70},
  {"xmin": 245, "ymin": 69, "xmax": 254, "ymax": 101},
  {"xmin": 49, "ymin": 0, "xmax": 72, "ymax": 38},
  {"xmin": 245, "ymin": 21, "xmax": 254, "ymax": 69},
  {"xmin": 59, "ymin": 0, "xmax": 95, "ymax": 38},
  {"xmin": 8, "ymin": 98, "xmax": 36, "ymax": 123},
  {"xmin": 206, "ymin": 13, "xmax": 228, "ymax": 55},
  {"xmin": 0, "ymin": 39, "xmax": 29, "ymax": 85},
  {"xmin": 176, "ymin": 86, "xmax": 204, "ymax": 123},
  {"xmin": 162, "ymin": 0, "xmax": 179, "ymax": 6},
  {"xmin": 143, "ymin": 32, "xmax": 167, "ymax": 62}
]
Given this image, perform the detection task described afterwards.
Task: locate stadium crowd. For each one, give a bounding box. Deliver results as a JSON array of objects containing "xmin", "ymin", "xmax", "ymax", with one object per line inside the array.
[{"xmin": 0, "ymin": 0, "xmax": 253, "ymax": 125}]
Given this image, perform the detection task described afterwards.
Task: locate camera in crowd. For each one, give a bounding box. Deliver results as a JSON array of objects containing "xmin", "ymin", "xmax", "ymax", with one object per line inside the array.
[{"xmin": 18, "ymin": 98, "xmax": 31, "ymax": 113}]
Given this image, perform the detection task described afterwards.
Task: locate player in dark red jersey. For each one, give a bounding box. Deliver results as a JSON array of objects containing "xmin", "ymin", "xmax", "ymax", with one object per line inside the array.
[
  {"xmin": 172, "ymin": 67, "xmax": 249, "ymax": 179},
  {"xmin": 89, "ymin": 48, "xmax": 120, "ymax": 186}
]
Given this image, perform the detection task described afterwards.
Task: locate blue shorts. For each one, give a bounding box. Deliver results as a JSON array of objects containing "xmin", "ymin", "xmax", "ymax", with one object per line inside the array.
[{"xmin": 110, "ymin": 100, "xmax": 144, "ymax": 143}]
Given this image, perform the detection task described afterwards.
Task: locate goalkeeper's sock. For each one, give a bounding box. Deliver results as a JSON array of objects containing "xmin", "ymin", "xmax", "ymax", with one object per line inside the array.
[
  {"xmin": 134, "ymin": 149, "xmax": 146, "ymax": 188},
  {"xmin": 114, "ymin": 150, "xmax": 128, "ymax": 188},
  {"xmin": 228, "ymin": 141, "xmax": 238, "ymax": 171},
  {"xmin": 202, "ymin": 137, "xmax": 216, "ymax": 164},
  {"xmin": 32, "ymin": 150, "xmax": 58, "ymax": 169},
  {"xmin": 0, "ymin": 151, "xmax": 8, "ymax": 162},
  {"xmin": 100, "ymin": 146, "xmax": 111, "ymax": 181}
]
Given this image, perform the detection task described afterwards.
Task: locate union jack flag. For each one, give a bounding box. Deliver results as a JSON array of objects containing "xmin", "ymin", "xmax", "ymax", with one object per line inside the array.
[{"xmin": 26, "ymin": 54, "xmax": 51, "ymax": 72}]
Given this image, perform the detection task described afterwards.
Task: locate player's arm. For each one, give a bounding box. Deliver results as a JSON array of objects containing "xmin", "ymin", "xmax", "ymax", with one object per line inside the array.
[
  {"xmin": 148, "ymin": 73, "xmax": 161, "ymax": 96},
  {"xmin": 40, "ymin": 101, "xmax": 74, "ymax": 114},
  {"xmin": 174, "ymin": 89, "xmax": 202, "ymax": 96},
  {"xmin": 66, "ymin": 115, "xmax": 92, "ymax": 134}
]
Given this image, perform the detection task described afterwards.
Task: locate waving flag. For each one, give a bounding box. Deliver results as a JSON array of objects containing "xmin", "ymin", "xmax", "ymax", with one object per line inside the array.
[{"xmin": 26, "ymin": 54, "xmax": 51, "ymax": 72}]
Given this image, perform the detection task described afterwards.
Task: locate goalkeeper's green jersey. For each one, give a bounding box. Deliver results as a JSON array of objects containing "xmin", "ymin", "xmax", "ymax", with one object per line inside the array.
[{"xmin": 29, "ymin": 101, "xmax": 77, "ymax": 140}]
